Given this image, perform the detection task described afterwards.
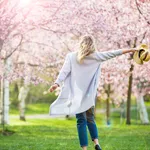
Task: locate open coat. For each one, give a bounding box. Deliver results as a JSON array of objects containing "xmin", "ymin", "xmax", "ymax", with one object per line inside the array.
[{"xmin": 49, "ymin": 49, "xmax": 123, "ymax": 116}]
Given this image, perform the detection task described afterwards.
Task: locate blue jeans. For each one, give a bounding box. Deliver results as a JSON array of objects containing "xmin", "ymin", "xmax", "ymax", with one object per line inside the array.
[{"xmin": 75, "ymin": 106, "xmax": 99, "ymax": 147}]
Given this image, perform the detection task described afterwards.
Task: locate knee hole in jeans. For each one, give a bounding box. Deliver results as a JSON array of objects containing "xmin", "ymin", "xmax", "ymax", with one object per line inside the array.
[{"xmin": 87, "ymin": 117, "xmax": 95, "ymax": 124}]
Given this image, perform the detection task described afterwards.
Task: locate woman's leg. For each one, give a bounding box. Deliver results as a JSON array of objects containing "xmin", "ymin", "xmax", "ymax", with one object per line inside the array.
[
  {"xmin": 86, "ymin": 106, "xmax": 100, "ymax": 146},
  {"xmin": 76, "ymin": 111, "xmax": 88, "ymax": 150}
]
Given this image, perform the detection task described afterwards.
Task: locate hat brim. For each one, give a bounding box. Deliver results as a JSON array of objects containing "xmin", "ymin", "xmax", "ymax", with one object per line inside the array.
[
  {"xmin": 133, "ymin": 51, "xmax": 143, "ymax": 65},
  {"xmin": 141, "ymin": 51, "xmax": 150, "ymax": 62},
  {"xmin": 139, "ymin": 44, "xmax": 148, "ymax": 51}
]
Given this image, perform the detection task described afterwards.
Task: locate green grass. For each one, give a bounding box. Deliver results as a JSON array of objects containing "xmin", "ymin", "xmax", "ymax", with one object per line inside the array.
[
  {"xmin": 10, "ymin": 103, "xmax": 50, "ymax": 115},
  {"xmin": 0, "ymin": 114, "xmax": 150, "ymax": 150},
  {"xmin": 5, "ymin": 101, "xmax": 150, "ymax": 149}
]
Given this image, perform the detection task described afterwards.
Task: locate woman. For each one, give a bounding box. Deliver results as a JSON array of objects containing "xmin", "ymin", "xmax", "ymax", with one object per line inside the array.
[{"xmin": 49, "ymin": 35, "xmax": 137, "ymax": 150}]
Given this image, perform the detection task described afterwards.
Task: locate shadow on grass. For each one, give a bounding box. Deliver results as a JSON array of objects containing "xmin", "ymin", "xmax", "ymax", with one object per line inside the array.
[{"xmin": 0, "ymin": 128, "xmax": 15, "ymax": 136}]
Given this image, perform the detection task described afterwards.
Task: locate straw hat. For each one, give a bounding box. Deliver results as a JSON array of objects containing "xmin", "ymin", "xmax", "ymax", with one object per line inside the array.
[{"xmin": 133, "ymin": 44, "xmax": 150, "ymax": 65}]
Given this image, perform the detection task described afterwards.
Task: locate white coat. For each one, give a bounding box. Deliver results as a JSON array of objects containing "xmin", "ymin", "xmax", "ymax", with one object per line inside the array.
[{"xmin": 49, "ymin": 49, "xmax": 123, "ymax": 116}]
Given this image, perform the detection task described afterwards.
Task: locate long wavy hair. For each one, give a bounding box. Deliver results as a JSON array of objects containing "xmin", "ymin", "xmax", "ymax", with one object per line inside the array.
[{"xmin": 77, "ymin": 35, "xmax": 96, "ymax": 64}]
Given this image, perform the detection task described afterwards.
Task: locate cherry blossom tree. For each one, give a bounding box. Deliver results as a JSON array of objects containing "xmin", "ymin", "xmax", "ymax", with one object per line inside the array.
[
  {"xmin": 0, "ymin": 0, "xmax": 71, "ymax": 124},
  {"xmin": 0, "ymin": 0, "xmax": 150, "ymax": 125}
]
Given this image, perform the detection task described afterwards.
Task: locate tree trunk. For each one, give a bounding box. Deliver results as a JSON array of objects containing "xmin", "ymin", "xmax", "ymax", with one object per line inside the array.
[
  {"xmin": 126, "ymin": 64, "xmax": 134, "ymax": 125},
  {"xmin": 3, "ymin": 58, "xmax": 12, "ymax": 124},
  {"xmin": 136, "ymin": 93, "xmax": 149, "ymax": 124},
  {"xmin": 106, "ymin": 84, "xmax": 110, "ymax": 125},
  {"xmin": 18, "ymin": 85, "xmax": 29, "ymax": 121},
  {"xmin": 3, "ymin": 78, "xmax": 9, "ymax": 124},
  {"xmin": 0, "ymin": 40, "xmax": 4, "ymax": 124},
  {"xmin": 0, "ymin": 78, "xmax": 4, "ymax": 124}
]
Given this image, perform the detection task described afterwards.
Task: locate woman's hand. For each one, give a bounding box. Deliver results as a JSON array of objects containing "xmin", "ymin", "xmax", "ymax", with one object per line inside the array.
[
  {"xmin": 122, "ymin": 48, "xmax": 138, "ymax": 54},
  {"xmin": 131, "ymin": 48, "xmax": 138, "ymax": 53},
  {"xmin": 49, "ymin": 83, "xmax": 59, "ymax": 93}
]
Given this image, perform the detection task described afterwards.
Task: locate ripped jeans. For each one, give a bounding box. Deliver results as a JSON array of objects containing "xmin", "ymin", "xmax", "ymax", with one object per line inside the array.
[{"xmin": 75, "ymin": 106, "xmax": 99, "ymax": 147}]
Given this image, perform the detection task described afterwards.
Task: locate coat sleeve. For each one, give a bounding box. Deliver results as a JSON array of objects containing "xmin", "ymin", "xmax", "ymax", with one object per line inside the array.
[
  {"xmin": 96, "ymin": 49, "xmax": 123, "ymax": 62},
  {"xmin": 54, "ymin": 53, "xmax": 71, "ymax": 87}
]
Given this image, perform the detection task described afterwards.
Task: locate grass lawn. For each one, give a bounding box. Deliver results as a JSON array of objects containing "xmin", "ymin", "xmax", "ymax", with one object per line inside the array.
[
  {"xmin": 10, "ymin": 103, "xmax": 50, "ymax": 115},
  {"xmin": 2, "ymin": 101, "xmax": 150, "ymax": 150},
  {"xmin": 0, "ymin": 114, "xmax": 150, "ymax": 150}
]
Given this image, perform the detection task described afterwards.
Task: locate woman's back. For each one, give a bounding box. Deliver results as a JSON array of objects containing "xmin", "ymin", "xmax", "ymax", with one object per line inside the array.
[
  {"xmin": 70, "ymin": 51, "xmax": 101, "ymax": 91},
  {"xmin": 50, "ymin": 49, "xmax": 122, "ymax": 115}
]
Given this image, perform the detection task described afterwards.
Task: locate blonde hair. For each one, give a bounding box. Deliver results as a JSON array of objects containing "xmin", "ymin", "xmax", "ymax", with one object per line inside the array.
[{"xmin": 77, "ymin": 35, "xmax": 96, "ymax": 64}]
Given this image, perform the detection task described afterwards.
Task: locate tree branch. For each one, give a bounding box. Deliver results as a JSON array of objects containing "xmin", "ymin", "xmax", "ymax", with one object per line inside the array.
[
  {"xmin": 135, "ymin": 0, "xmax": 150, "ymax": 25},
  {"xmin": 5, "ymin": 34, "xmax": 23, "ymax": 59},
  {"xmin": 139, "ymin": 31, "xmax": 147, "ymax": 43}
]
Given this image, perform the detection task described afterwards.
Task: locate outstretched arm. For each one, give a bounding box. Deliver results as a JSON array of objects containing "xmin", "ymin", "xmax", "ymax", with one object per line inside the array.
[
  {"xmin": 96, "ymin": 48, "xmax": 137, "ymax": 62},
  {"xmin": 49, "ymin": 53, "xmax": 71, "ymax": 92},
  {"xmin": 122, "ymin": 49, "xmax": 136, "ymax": 54}
]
